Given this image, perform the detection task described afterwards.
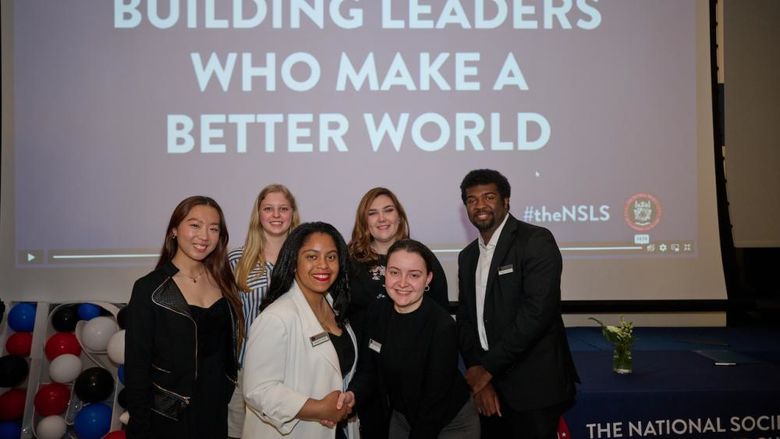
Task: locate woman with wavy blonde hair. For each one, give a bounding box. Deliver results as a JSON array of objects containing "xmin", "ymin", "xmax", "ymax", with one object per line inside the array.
[
  {"xmin": 227, "ymin": 184, "xmax": 300, "ymax": 438},
  {"xmin": 347, "ymin": 187, "xmax": 449, "ymax": 439}
]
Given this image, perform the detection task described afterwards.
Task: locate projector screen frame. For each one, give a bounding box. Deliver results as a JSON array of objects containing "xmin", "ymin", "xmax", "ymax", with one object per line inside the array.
[{"xmin": 1, "ymin": 0, "xmax": 729, "ymax": 313}]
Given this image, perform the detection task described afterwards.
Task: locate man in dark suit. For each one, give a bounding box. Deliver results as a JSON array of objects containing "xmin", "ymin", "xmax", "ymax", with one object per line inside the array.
[{"xmin": 457, "ymin": 169, "xmax": 578, "ymax": 438}]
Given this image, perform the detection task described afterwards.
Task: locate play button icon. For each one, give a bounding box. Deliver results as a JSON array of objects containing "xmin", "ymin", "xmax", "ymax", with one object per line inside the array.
[{"xmin": 18, "ymin": 250, "xmax": 43, "ymax": 265}]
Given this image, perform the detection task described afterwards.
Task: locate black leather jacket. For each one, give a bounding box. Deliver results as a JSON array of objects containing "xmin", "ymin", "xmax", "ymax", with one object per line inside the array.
[{"xmin": 125, "ymin": 261, "xmax": 239, "ymax": 438}]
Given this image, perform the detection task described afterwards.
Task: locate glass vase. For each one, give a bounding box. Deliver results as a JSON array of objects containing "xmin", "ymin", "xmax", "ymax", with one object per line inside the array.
[{"xmin": 612, "ymin": 344, "xmax": 632, "ymax": 374}]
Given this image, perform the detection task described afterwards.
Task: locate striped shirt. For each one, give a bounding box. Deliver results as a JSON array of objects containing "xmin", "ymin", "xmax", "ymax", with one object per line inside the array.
[{"xmin": 228, "ymin": 247, "xmax": 274, "ymax": 365}]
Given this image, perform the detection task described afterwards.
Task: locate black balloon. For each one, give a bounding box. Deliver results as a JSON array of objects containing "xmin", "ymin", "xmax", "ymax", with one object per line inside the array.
[
  {"xmin": 116, "ymin": 306, "xmax": 128, "ymax": 330},
  {"xmin": 117, "ymin": 388, "xmax": 127, "ymax": 409},
  {"xmin": 0, "ymin": 355, "xmax": 29, "ymax": 387},
  {"xmin": 51, "ymin": 305, "xmax": 79, "ymax": 332},
  {"xmin": 74, "ymin": 367, "xmax": 114, "ymax": 403}
]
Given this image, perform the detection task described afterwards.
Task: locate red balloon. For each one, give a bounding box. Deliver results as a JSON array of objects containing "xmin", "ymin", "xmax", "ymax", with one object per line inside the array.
[
  {"xmin": 5, "ymin": 332, "xmax": 33, "ymax": 357},
  {"xmin": 104, "ymin": 431, "xmax": 126, "ymax": 439},
  {"xmin": 34, "ymin": 382, "xmax": 71, "ymax": 416},
  {"xmin": 45, "ymin": 332, "xmax": 82, "ymax": 361},
  {"xmin": 0, "ymin": 388, "xmax": 27, "ymax": 421}
]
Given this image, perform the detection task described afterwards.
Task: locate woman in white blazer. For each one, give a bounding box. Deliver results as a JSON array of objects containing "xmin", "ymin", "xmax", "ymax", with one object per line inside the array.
[{"xmin": 242, "ymin": 222, "xmax": 358, "ymax": 439}]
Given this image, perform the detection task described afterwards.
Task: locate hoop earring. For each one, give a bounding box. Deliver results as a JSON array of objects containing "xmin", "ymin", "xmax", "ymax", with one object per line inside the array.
[{"xmin": 424, "ymin": 285, "xmax": 430, "ymax": 292}]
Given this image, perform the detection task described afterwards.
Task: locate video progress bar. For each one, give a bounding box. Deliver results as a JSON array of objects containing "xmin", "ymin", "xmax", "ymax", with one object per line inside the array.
[
  {"xmin": 560, "ymin": 246, "xmax": 643, "ymax": 251},
  {"xmin": 434, "ymin": 245, "xmax": 643, "ymax": 254},
  {"xmin": 45, "ymin": 245, "xmax": 646, "ymax": 263},
  {"xmin": 47, "ymin": 250, "xmax": 158, "ymax": 264},
  {"xmin": 51, "ymin": 254, "xmax": 158, "ymax": 260}
]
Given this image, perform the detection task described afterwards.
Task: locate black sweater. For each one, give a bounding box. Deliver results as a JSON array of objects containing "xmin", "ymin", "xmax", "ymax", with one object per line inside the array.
[{"xmin": 349, "ymin": 296, "xmax": 470, "ymax": 439}]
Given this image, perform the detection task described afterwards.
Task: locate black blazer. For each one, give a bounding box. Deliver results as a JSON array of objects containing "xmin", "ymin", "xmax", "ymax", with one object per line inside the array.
[
  {"xmin": 457, "ymin": 214, "xmax": 578, "ymax": 412},
  {"xmin": 125, "ymin": 261, "xmax": 239, "ymax": 438}
]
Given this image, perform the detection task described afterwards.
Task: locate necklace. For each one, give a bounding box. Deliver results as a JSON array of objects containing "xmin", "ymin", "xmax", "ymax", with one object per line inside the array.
[{"xmin": 178, "ymin": 268, "xmax": 205, "ymax": 283}]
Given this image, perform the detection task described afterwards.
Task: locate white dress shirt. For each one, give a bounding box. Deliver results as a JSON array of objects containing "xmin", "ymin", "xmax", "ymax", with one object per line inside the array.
[{"xmin": 475, "ymin": 213, "xmax": 509, "ymax": 351}]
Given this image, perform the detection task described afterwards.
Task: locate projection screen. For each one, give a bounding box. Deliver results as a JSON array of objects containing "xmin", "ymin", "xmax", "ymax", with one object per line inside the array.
[{"xmin": 1, "ymin": 0, "xmax": 726, "ymax": 303}]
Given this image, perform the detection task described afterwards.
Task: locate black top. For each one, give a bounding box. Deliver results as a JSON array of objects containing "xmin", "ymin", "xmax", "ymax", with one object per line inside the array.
[
  {"xmin": 329, "ymin": 327, "xmax": 355, "ymax": 439},
  {"xmin": 348, "ymin": 253, "xmax": 450, "ymax": 343},
  {"xmin": 186, "ymin": 297, "xmax": 232, "ymax": 438},
  {"xmin": 349, "ymin": 296, "xmax": 470, "ymax": 439},
  {"xmin": 328, "ymin": 326, "xmax": 356, "ymax": 378},
  {"xmin": 125, "ymin": 261, "xmax": 238, "ymax": 439}
]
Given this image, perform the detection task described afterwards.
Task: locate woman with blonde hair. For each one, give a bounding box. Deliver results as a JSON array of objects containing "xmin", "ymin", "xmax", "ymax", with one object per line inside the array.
[{"xmin": 227, "ymin": 184, "xmax": 300, "ymax": 437}]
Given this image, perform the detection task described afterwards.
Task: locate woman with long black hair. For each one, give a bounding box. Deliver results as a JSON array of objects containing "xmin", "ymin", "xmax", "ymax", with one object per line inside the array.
[
  {"xmin": 242, "ymin": 222, "xmax": 358, "ymax": 439},
  {"xmin": 126, "ymin": 196, "xmax": 244, "ymax": 438}
]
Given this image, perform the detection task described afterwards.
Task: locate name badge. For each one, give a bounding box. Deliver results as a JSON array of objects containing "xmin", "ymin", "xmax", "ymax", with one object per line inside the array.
[
  {"xmin": 368, "ymin": 339, "xmax": 382, "ymax": 353},
  {"xmin": 498, "ymin": 265, "xmax": 514, "ymax": 275},
  {"xmin": 310, "ymin": 332, "xmax": 329, "ymax": 347}
]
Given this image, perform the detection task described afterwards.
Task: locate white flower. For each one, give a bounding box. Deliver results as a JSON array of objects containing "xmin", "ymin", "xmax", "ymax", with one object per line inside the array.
[{"xmin": 589, "ymin": 316, "xmax": 634, "ymax": 347}]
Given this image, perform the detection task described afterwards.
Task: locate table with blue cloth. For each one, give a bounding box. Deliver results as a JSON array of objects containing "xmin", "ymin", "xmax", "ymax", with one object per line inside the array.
[{"xmin": 562, "ymin": 327, "xmax": 780, "ymax": 439}]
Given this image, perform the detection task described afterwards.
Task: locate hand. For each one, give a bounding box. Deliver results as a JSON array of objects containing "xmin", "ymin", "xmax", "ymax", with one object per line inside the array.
[
  {"xmin": 319, "ymin": 419, "xmax": 337, "ymax": 428},
  {"xmin": 318, "ymin": 390, "xmax": 350, "ymax": 424},
  {"xmin": 319, "ymin": 391, "xmax": 356, "ymax": 427},
  {"xmin": 336, "ymin": 391, "xmax": 356, "ymax": 413},
  {"xmin": 473, "ymin": 383, "xmax": 502, "ymax": 417},
  {"xmin": 465, "ymin": 366, "xmax": 492, "ymax": 394}
]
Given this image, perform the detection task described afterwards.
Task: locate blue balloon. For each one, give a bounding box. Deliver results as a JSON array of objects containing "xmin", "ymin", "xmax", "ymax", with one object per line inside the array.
[
  {"xmin": 0, "ymin": 420, "xmax": 21, "ymax": 439},
  {"xmin": 74, "ymin": 403, "xmax": 112, "ymax": 439},
  {"xmin": 117, "ymin": 364, "xmax": 125, "ymax": 385},
  {"xmin": 77, "ymin": 303, "xmax": 101, "ymax": 321},
  {"xmin": 7, "ymin": 303, "xmax": 36, "ymax": 332}
]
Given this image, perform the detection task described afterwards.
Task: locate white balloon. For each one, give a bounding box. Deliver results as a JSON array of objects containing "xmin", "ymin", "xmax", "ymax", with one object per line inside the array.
[
  {"xmin": 49, "ymin": 353, "xmax": 83, "ymax": 383},
  {"xmin": 119, "ymin": 410, "xmax": 130, "ymax": 425},
  {"xmin": 82, "ymin": 316, "xmax": 119, "ymax": 351},
  {"xmin": 107, "ymin": 329, "xmax": 126, "ymax": 364},
  {"xmin": 37, "ymin": 415, "xmax": 67, "ymax": 439}
]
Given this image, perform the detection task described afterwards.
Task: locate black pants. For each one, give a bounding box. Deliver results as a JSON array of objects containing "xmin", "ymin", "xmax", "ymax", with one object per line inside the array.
[
  {"xmin": 479, "ymin": 400, "xmax": 570, "ymax": 439},
  {"xmin": 358, "ymin": 396, "xmax": 391, "ymax": 439}
]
